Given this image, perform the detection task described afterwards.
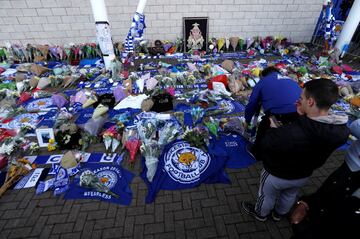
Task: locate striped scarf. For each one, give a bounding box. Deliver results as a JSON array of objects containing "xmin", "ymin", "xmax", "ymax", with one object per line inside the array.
[{"xmin": 124, "ymin": 12, "xmax": 146, "ymax": 53}]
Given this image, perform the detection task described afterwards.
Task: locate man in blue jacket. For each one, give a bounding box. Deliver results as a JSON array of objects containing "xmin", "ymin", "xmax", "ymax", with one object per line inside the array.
[{"xmin": 244, "ymin": 66, "xmax": 302, "ymax": 156}]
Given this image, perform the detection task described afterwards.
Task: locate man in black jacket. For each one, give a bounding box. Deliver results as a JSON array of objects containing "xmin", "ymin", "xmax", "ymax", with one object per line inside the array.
[
  {"xmin": 290, "ymin": 118, "xmax": 360, "ymax": 239},
  {"xmin": 241, "ymin": 79, "xmax": 350, "ymax": 222}
]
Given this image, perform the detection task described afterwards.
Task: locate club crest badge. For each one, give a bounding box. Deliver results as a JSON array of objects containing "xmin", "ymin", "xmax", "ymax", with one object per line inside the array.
[
  {"xmin": 94, "ymin": 166, "xmax": 120, "ymax": 189},
  {"xmin": 8, "ymin": 113, "xmax": 39, "ymax": 129},
  {"xmin": 164, "ymin": 141, "xmax": 211, "ymax": 184},
  {"xmin": 219, "ymin": 100, "xmax": 235, "ymax": 114},
  {"xmin": 25, "ymin": 98, "xmax": 53, "ymax": 111}
]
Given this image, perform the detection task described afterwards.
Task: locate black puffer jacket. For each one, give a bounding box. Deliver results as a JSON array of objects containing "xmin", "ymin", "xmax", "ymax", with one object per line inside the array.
[{"xmin": 258, "ymin": 114, "xmax": 350, "ymax": 179}]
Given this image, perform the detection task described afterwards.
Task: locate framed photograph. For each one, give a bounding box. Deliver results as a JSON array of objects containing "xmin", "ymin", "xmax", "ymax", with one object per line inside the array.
[
  {"xmin": 183, "ymin": 17, "xmax": 208, "ymax": 52},
  {"xmin": 36, "ymin": 128, "xmax": 55, "ymax": 147}
]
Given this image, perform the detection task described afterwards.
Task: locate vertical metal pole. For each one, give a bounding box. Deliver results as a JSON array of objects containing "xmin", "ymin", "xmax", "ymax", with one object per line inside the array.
[
  {"xmin": 335, "ymin": 0, "xmax": 360, "ymax": 57},
  {"xmin": 90, "ymin": 0, "xmax": 115, "ymax": 70}
]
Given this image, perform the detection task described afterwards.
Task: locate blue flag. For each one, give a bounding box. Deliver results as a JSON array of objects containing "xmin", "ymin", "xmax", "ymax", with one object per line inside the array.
[
  {"xmin": 211, "ymin": 133, "xmax": 256, "ymax": 169},
  {"xmin": 64, "ymin": 163, "xmax": 134, "ymax": 205},
  {"xmin": 142, "ymin": 140, "xmax": 230, "ymax": 204}
]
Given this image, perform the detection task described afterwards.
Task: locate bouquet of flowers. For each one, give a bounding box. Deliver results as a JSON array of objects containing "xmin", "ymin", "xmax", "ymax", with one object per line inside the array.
[
  {"xmin": 102, "ymin": 125, "xmax": 123, "ymax": 156},
  {"xmin": 0, "ymin": 124, "xmax": 34, "ymax": 157},
  {"xmin": 0, "ymin": 128, "xmax": 16, "ymax": 143},
  {"xmin": 204, "ymin": 117, "xmax": 220, "ymax": 138},
  {"xmin": 140, "ymin": 141, "xmax": 161, "ymax": 182},
  {"xmin": 0, "ymin": 158, "xmax": 32, "ymax": 197},
  {"xmin": 79, "ymin": 170, "xmax": 118, "ymax": 198},
  {"xmin": 0, "ymin": 138, "xmax": 18, "ymax": 156},
  {"xmin": 175, "ymin": 38, "xmax": 183, "ymax": 53},
  {"xmin": 158, "ymin": 121, "xmax": 180, "ymax": 146},
  {"xmin": 182, "ymin": 126, "xmax": 210, "ymax": 152},
  {"xmin": 33, "ymin": 90, "xmax": 52, "ymax": 99},
  {"xmin": 191, "ymin": 106, "xmax": 205, "ymax": 126},
  {"xmin": 28, "ymin": 142, "xmax": 40, "ymax": 155},
  {"xmin": 54, "ymin": 110, "xmax": 73, "ymax": 129},
  {"xmin": 122, "ymin": 128, "xmax": 141, "ymax": 166}
]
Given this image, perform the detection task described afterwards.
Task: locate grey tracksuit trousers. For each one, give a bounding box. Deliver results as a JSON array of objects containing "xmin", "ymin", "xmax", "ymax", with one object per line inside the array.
[{"xmin": 255, "ymin": 169, "xmax": 309, "ymax": 217}]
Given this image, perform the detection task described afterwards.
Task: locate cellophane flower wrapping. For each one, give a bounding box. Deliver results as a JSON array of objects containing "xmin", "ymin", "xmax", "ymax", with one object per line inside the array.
[
  {"xmin": 158, "ymin": 121, "xmax": 180, "ymax": 147},
  {"xmin": 123, "ymin": 128, "xmax": 140, "ymax": 165},
  {"xmin": 140, "ymin": 141, "xmax": 161, "ymax": 182},
  {"xmin": 102, "ymin": 126, "xmax": 118, "ymax": 155},
  {"xmin": 111, "ymin": 138, "xmax": 120, "ymax": 154},
  {"xmin": 221, "ymin": 117, "xmax": 246, "ymax": 136},
  {"xmin": 190, "ymin": 106, "xmax": 205, "ymax": 126},
  {"xmin": 54, "ymin": 110, "xmax": 73, "ymax": 129},
  {"xmin": 83, "ymin": 114, "xmax": 107, "ymax": 136},
  {"xmin": 0, "ymin": 158, "xmax": 31, "ymax": 197},
  {"xmin": 204, "ymin": 117, "xmax": 220, "ymax": 138},
  {"xmin": 0, "ymin": 124, "xmax": 34, "ymax": 156},
  {"xmin": 173, "ymin": 111, "xmax": 185, "ymax": 130},
  {"xmin": 80, "ymin": 131, "xmax": 98, "ymax": 151},
  {"xmin": 136, "ymin": 119, "xmax": 157, "ymax": 144}
]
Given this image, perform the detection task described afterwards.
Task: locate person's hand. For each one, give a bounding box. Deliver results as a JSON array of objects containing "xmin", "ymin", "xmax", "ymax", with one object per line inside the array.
[
  {"xmin": 295, "ymin": 99, "xmax": 305, "ymax": 115},
  {"xmin": 269, "ymin": 116, "xmax": 282, "ymax": 128},
  {"xmin": 291, "ymin": 201, "xmax": 309, "ymax": 224},
  {"xmin": 243, "ymin": 121, "xmax": 250, "ymax": 131}
]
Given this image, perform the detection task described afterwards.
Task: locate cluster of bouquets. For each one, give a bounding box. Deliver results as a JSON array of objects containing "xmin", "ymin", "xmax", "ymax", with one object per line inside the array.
[
  {"xmin": 137, "ymin": 119, "xmax": 180, "ymax": 182},
  {"xmin": 0, "ymin": 124, "xmax": 35, "ymax": 157}
]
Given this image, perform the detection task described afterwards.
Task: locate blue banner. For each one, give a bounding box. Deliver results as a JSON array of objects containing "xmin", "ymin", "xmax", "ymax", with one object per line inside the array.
[
  {"xmin": 211, "ymin": 133, "xmax": 256, "ymax": 169},
  {"xmin": 142, "ymin": 140, "xmax": 230, "ymax": 204},
  {"xmin": 64, "ymin": 163, "xmax": 134, "ymax": 205},
  {"xmin": 26, "ymin": 152, "xmax": 120, "ymax": 165}
]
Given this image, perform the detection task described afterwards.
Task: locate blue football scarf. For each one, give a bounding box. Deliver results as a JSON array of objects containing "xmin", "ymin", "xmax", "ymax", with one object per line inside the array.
[
  {"xmin": 53, "ymin": 166, "xmax": 69, "ymax": 196},
  {"xmin": 211, "ymin": 133, "xmax": 256, "ymax": 169},
  {"xmin": 26, "ymin": 152, "xmax": 120, "ymax": 165},
  {"xmin": 142, "ymin": 140, "xmax": 230, "ymax": 204},
  {"xmin": 324, "ymin": 4, "xmax": 336, "ymax": 48},
  {"xmin": 125, "ymin": 12, "xmax": 146, "ymax": 53},
  {"xmin": 64, "ymin": 163, "xmax": 134, "ymax": 205},
  {"xmin": 14, "ymin": 168, "xmax": 49, "ymax": 189}
]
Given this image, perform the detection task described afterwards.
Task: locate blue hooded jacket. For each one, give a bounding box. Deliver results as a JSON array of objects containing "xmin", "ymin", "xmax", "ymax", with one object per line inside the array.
[{"xmin": 245, "ymin": 72, "xmax": 301, "ymax": 123}]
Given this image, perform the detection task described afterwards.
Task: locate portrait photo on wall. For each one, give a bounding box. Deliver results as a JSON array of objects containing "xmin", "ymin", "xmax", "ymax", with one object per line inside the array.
[{"xmin": 183, "ymin": 17, "xmax": 208, "ymax": 53}]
